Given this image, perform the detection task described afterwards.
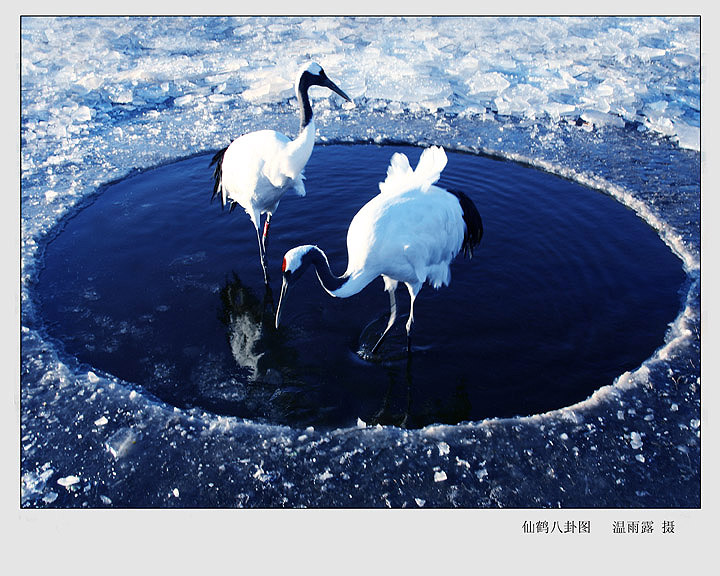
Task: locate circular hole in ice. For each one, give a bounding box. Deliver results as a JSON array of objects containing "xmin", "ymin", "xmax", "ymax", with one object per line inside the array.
[{"xmin": 37, "ymin": 144, "xmax": 685, "ymax": 429}]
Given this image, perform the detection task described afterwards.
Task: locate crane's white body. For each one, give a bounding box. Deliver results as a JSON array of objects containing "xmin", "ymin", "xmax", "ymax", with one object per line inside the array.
[
  {"xmin": 334, "ymin": 146, "xmax": 464, "ymax": 299},
  {"xmin": 218, "ymin": 120, "xmax": 315, "ymax": 229}
]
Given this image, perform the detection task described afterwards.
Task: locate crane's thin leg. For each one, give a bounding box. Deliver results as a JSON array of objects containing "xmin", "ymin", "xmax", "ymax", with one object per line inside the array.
[
  {"xmin": 371, "ymin": 279, "xmax": 398, "ymax": 355},
  {"xmin": 405, "ymin": 283, "xmax": 421, "ymax": 354},
  {"xmin": 262, "ymin": 214, "xmax": 272, "ymax": 254},
  {"xmin": 255, "ymin": 226, "xmax": 269, "ymax": 285}
]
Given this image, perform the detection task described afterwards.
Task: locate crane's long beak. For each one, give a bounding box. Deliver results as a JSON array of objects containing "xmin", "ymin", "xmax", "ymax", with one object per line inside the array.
[
  {"xmin": 275, "ymin": 277, "xmax": 289, "ymax": 329},
  {"xmin": 324, "ymin": 77, "xmax": 351, "ymax": 103}
]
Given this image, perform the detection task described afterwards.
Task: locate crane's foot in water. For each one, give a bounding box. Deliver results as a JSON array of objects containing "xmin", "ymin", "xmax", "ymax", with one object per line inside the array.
[{"xmin": 357, "ymin": 314, "xmax": 411, "ymax": 362}]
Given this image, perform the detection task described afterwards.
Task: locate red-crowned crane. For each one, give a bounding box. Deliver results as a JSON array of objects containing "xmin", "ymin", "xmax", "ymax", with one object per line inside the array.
[
  {"xmin": 210, "ymin": 62, "xmax": 351, "ymax": 284},
  {"xmin": 274, "ymin": 146, "xmax": 483, "ymax": 354}
]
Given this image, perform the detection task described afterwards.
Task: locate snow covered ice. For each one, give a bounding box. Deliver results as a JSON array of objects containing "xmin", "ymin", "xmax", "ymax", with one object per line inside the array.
[{"xmin": 21, "ymin": 17, "xmax": 700, "ymax": 507}]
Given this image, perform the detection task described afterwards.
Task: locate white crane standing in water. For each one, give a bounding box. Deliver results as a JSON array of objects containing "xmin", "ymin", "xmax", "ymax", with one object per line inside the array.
[
  {"xmin": 274, "ymin": 146, "xmax": 484, "ymax": 355},
  {"xmin": 210, "ymin": 62, "xmax": 351, "ymax": 284}
]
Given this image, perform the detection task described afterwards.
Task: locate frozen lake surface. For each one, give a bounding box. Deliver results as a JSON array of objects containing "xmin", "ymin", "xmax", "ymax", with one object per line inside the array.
[{"xmin": 21, "ymin": 17, "xmax": 700, "ymax": 508}]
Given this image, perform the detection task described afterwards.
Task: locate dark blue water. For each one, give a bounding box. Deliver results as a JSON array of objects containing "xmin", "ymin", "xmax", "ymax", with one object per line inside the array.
[{"xmin": 38, "ymin": 144, "xmax": 684, "ymax": 429}]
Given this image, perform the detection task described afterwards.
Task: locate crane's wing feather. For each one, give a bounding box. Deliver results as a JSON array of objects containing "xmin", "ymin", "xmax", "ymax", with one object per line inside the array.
[
  {"xmin": 378, "ymin": 146, "xmax": 447, "ymax": 196},
  {"xmin": 378, "ymin": 152, "xmax": 412, "ymax": 195}
]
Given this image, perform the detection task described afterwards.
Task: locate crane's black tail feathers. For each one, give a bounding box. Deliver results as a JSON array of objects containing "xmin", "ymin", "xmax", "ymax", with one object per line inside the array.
[
  {"xmin": 209, "ymin": 145, "xmax": 229, "ymax": 208},
  {"xmin": 448, "ymin": 188, "xmax": 483, "ymax": 258}
]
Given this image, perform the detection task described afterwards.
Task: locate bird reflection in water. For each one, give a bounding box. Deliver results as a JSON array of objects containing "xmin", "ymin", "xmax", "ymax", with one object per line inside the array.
[
  {"xmin": 369, "ymin": 355, "xmax": 413, "ymax": 428},
  {"xmin": 220, "ymin": 272, "xmax": 296, "ymax": 385},
  {"xmin": 218, "ymin": 275, "xmax": 277, "ymax": 381},
  {"xmin": 216, "ymin": 275, "xmax": 313, "ymax": 424},
  {"xmin": 217, "ymin": 274, "xmax": 471, "ymax": 429},
  {"xmin": 365, "ymin": 354, "xmax": 472, "ymax": 429}
]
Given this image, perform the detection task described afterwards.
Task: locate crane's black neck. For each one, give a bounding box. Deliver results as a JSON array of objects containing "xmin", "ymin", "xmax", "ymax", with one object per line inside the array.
[
  {"xmin": 297, "ymin": 74, "xmax": 314, "ymax": 130},
  {"xmin": 304, "ymin": 246, "xmax": 347, "ymax": 294}
]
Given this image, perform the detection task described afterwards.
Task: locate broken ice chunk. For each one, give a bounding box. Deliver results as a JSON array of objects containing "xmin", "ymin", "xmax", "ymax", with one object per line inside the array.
[
  {"xmin": 42, "ymin": 491, "xmax": 59, "ymax": 504},
  {"xmin": 57, "ymin": 475, "xmax": 80, "ymax": 488},
  {"xmin": 105, "ymin": 427, "xmax": 140, "ymax": 460}
]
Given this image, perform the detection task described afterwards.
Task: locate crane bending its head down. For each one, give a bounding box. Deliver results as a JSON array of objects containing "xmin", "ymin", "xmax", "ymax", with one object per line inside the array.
[
  {"xmin": 210, "ymin": 62, "xmax": 351, "ymax": 284},
  {"xmin": 275, "ymin": 146, "xmax": 483, "ymax": 354}
]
